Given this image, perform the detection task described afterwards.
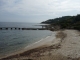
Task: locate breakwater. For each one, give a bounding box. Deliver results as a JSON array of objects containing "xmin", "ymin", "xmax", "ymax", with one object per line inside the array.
[{"xmin": 0, "ymin": 27, "xmax": 48, "ymax": 30}]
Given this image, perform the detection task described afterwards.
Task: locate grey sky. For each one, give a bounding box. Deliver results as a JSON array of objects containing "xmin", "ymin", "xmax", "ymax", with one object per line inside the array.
[{"xmin": 0, "ymin": 0, "xmax": 80, "ymax": 23}]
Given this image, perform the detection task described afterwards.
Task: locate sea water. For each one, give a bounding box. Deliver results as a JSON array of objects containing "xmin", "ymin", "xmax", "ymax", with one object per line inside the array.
[{"xmin": 0, "ymin": 22, "xmax": 52, "ymax": 57}]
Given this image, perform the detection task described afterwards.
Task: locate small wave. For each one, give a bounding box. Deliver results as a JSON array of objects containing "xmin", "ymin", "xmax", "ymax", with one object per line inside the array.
[
  {"xmin": 24, "ymin": 34, "xmax": 55, "ymax": 50},
  {"xmin": 24, "ymin": 32, "xmax": 56, "ymax": 50}
]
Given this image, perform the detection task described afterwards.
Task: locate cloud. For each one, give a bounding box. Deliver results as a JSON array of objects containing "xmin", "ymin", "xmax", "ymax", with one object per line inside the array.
[{"xmin": 0, "ymin": 0, "xmax": 80, "ymax": 16}]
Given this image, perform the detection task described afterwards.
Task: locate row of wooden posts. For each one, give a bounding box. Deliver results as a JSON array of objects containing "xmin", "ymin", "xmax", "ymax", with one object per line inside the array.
[{"xmin": 0, "ymin": 27, "xmax": 47, "ymax": 30}]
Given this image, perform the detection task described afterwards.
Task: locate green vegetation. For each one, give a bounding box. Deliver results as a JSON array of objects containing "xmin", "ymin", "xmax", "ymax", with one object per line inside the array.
[{"xmin": 41, "ymin": 14, "xmax": 80, "ymax": 30}]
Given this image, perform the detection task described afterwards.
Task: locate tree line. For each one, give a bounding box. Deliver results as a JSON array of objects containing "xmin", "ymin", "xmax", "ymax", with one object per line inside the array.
[{"xmin": 41, "ymin": 14, "xmax": 80, "ymax": 30}]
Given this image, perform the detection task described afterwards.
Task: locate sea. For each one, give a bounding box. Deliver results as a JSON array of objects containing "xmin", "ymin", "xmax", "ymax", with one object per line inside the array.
[{"xmin": 0, "ymin": 22, "xmax": 52, "ymax": 58}]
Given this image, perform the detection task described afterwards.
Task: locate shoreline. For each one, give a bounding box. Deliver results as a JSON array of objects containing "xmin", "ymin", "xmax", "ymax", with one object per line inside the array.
[
  {"xmin": 24, "ymin": 32, "xmax": 56, "ymax": 51},
  {"xmin": 1, "ymin": 30, "xmax": 80, "ymax": 60},
  {"xmin": 0, "ymin": 31, "xmax": 57, "ymax": 59}
]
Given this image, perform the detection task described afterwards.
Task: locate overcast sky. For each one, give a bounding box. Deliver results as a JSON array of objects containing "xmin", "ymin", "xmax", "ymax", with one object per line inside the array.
[{"xmin": 0, "ymin": 0, "xmax": 80, "ymax": 23}]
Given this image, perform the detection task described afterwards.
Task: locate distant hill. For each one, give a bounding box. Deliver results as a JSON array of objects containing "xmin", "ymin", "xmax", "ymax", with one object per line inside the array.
[{"xmin": 41, "ymin": 14, "xmax": 80, "ymax": 30}]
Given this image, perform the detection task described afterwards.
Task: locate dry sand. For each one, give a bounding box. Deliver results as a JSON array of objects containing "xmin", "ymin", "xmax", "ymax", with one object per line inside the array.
[{"xmin": 1, "ymin": 30, "xmax": 80, "ymax": 60}]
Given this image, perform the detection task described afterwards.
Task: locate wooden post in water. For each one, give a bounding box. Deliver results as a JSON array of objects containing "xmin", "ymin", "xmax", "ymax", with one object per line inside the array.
[
  {"xmin": 15, "ymin": 28, "xmax": 17, "ymax": 30},
  {"xmin": 18, "ymin": 28, "xmax": 20, "ymax": 30},
  {"xmin": 11, "ymin": 28, "xmax": 12, "ymax": 30},
  {"xmin": 0, "ymin": 28, "xmax": 2, "ymax": 30},
  {"xmin": 22, "ymin": 28, "xmax": 23, "ymax": 30},
  {"xmin": 5, "ymin": 28, "xmax": 8, "ymax": 30}
]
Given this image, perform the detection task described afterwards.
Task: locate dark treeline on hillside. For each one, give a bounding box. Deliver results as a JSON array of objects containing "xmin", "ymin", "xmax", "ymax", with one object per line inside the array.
[{"xmin": 41, "ymin": 14, "xmax": 80, "ymax": 30}]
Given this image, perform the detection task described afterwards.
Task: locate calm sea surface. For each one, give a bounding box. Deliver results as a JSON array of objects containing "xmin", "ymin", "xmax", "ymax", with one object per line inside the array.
[{"xmin": 0, "ymin": 22, "xmax": 52, "ymax": 57}]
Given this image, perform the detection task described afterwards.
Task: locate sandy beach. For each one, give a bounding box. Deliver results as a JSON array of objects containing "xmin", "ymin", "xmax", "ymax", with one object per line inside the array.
[{"xmin": 1, "ymin": 30, "xmax": 80, "ymax": 60}]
